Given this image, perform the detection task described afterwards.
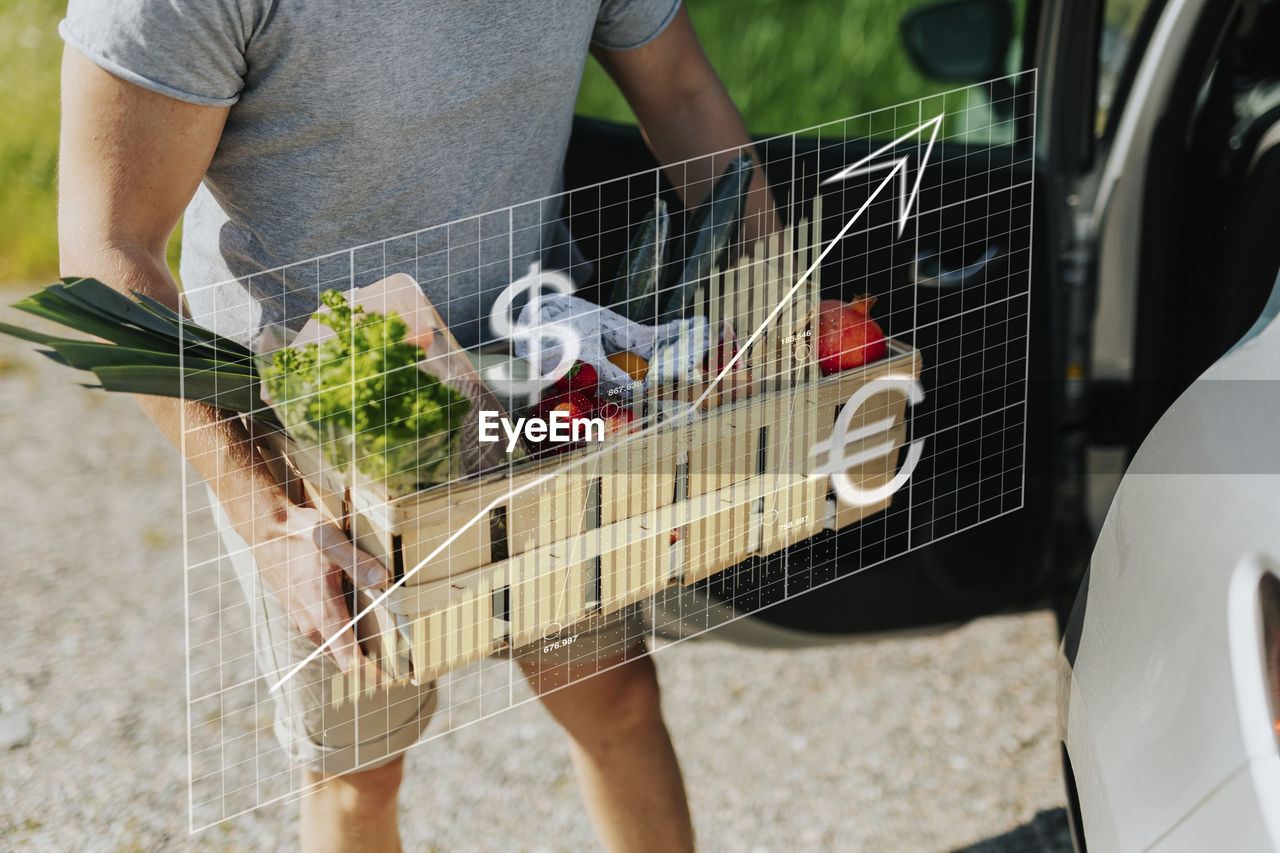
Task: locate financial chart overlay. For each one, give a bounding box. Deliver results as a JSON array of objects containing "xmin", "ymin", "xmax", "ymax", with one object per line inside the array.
[{"xmin": 181, "ymin": 72, "xmax": 1036, "ymax": 829}]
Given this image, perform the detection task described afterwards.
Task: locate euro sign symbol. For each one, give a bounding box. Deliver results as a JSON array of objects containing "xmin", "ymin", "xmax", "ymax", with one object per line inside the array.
[
  {"xmin": 810, "ymin": 375, "xmax": 926, "ymax": 507},
  {"xmin": 487, "ymin": 262, "xmax": 580, "ymax": 400}
]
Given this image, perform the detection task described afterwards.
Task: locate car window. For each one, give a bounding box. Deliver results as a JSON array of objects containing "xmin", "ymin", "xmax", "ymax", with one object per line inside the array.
[
  {"xmin": 1096, "ymin": 0, "xmax": 1163, "ymax": 137},
  {"xmin": 576, "ymin": 0, "xmax": 1028, "ymax": 144}
]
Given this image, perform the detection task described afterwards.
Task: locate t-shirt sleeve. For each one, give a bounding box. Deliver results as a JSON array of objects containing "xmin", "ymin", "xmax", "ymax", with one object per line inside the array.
[
  {"xmin": 60, "ymin": 0, "xmax": 263, "ymax": 107},
  {"xmin": 592, "ymin": 0, "xmax": 682, "ymax": 51}
]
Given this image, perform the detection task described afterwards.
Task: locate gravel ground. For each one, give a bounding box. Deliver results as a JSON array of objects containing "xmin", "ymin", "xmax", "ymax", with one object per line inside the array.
[{"xmin": 0, "ymin": 328, "xmax": 1070, "ymax": 853}]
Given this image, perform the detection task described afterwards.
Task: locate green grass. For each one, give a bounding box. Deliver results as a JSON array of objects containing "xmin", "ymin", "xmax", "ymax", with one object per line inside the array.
[
  {"xmin": 2, "ymin": 0, "xmax": 957, "ymax": 285},
  {"xmin": 1, "ymin": 0, "xmax": 62, "ymax": 285},
  {"xmin": 577, "ymin": 0, "xmax": 955, "ymax": 134},
  {"xmin": 0, "ymin": 0, "xmax": 183, "ymax": 287}
]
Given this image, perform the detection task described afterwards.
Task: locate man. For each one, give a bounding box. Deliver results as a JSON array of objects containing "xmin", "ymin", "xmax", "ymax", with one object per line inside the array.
[{"xmin": 58, "ymin": 2, "xmax": 772, "ymax": 850}]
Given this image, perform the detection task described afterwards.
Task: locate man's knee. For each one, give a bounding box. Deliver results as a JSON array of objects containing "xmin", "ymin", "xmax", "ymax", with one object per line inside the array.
[
  {"xmin": 305, "ymin": 754, "xmax": 405, "ymax": 815},
  {"xmin": 600, "ymin": 654, "xmax": 662, "ymax": 720},
  {"xmin": 544, "ymin": 655, "xmax": 666, "ymax": 751}
]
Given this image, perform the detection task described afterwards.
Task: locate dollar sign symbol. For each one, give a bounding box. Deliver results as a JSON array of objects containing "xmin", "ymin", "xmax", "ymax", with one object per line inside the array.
[
  {"xmin": 486, "ymin": 262, "xmax": 581, "ymax": 401},
  {"xmin": 810, "ymin": 375, "xmax": 925, "ymax": 507}
]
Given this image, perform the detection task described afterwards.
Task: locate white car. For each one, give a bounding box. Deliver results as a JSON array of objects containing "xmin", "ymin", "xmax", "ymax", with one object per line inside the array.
[
  {"xmin": 1053, "ymin": 0, "xmax": 1280, "ymax": 849},
  {"xmin": 1057, "ymin": 273, "xmax": 1280, "ymax": 852}
]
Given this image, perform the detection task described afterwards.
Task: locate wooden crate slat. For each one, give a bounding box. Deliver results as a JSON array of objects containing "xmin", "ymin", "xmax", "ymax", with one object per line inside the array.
[
  {"xmin": 599, "ymin": 443, "xmax": 623, "ymax": 525},
  {"xmin": 789, "ymin": 375, "xmax": 823, "ymax": 545},
  {"xmin": 539, "ymin": 481, "xmax": 556, "ymax": 551},
  {"xmin": 681, "ymin": 493, "xmax": 747, "ymax": 585},
  {"xmin": 684, "ymin": 490, "xmax": 707, "ymax": 582},
  {"xmin": 496, "ymin": 468, "xmax": 550, "ymax": 558},
  {"xmin": 688, "ymin": 419, "xmax": 714, "ymax": 498},
  {"xmin": 600, "ymin": 522, "xmax": 623, "ymax": 613},
  {"xmin": 438, "ymin": 603, "xmax": 458, "ymax": 673},
  {"xmin": 803, "ymin": 219, "xmax": 828, "ymax": 540},
  {"xmin": 758, "ymin": 396, "xmax": 790, "ymax": 555},
  {"xmin": 461, "ymin": 593, "xmax": 478, "ymax": 669},
  {"xmin": 512, "ymin": 548, "xmax": 539, "ymax": 648},
  {"xmin": 350, "ymin": 507, "xmax": 395, "ymax": 576},
  {"xmin": 411, "ymin": 612, "xmax": 431, "ymax": 683},
  {"xmin": 455, "ymin": 595, "xmax": 481, "ymax": 670},
  {"xmin": 467, "ymin": 590, "xmax": 487, "ymax": 667},
  {"xmin": 538, "ymin": 548, "xmax": 555, "ymax": 635},
  {"xmin": 446, "ymin": 601, "xmax": 463, "ymax": 672},
  {"xmin": 366, "ymin": 587, "xmax": 413, "ymax": 680},
  {"xmin": 388, "ymin": 465, "xmax": 810, "ymax": 617},
  {"xmin": 442, "ymin": 599, "xmax": 456, "ymax": 669},
  {"xmin": 477, "ymin": 579, "xmax": 496, "ymax": 657},
  {"xmin": 423, "ymin": 608, "xmax": 439, "ymax": 672},
  {"xmin": 381, "ymin": 494, "xmax": 487, "ymax": 585}
]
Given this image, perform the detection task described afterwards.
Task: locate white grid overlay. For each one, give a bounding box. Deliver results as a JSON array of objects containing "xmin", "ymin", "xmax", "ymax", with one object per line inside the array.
[{"xmin": 181, "ymin": 72, "xmax": 1037, "ymax": 830}]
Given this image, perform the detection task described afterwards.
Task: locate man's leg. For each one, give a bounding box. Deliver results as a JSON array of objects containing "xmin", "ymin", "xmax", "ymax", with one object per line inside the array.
[
  {"xmin": 519, "ymin": 647, "xmax": 694, "ymax": 853},
  {"xmin": 300, "ymin": 757, "xmax": 405, "ymax": 853}
]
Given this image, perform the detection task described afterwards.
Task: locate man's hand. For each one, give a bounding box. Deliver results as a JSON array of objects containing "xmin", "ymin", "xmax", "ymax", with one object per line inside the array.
[{"xmin": 251, "ymin": 504, "xmax": 394, "ymax": 676}]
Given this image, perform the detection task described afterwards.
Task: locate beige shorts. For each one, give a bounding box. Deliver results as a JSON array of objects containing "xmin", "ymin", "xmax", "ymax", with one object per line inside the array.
[{"xmin": 213, "ymin": 495, "xmax": 647, "ymax": 777}]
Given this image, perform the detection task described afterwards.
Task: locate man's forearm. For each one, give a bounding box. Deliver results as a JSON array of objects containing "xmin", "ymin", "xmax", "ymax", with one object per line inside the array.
[
  {"xmin": 638, "ymin": 88, "xmax": 779, "ymax": 245},
  {"xmin": 640, "ymin": 87, "xmax": 747, "ymax": 199},
  {"xmin": 61, "ymin": 244, "xmax": 291, "ymax": 540},
  {"xmin": 57, "ymin": 54, "xmax": 390, "ymax": 676},
  {"xmin": 638, "ymin": 85, "xmax": 757, "ymax": 204}
]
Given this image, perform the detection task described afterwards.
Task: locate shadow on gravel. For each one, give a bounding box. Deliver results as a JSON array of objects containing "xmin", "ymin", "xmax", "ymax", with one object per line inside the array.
[{"xmin": 949, "ymin": 808, "xmax": 1072, "ymax": 853}]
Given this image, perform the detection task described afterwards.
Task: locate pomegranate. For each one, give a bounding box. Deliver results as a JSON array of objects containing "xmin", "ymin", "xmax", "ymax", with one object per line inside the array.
[{"xmin": 816, "ymin": 295, "xmax": 887, "ymax": 375}]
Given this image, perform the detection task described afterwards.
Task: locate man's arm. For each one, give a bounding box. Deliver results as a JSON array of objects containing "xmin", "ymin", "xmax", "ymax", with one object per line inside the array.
[
  {"xmin": 591, "ymin": 5, "xmax": 780, "ymax": 240},
  {"xmin": 58, "ymin": 47, "xmax": 389, "ymax": 676}
]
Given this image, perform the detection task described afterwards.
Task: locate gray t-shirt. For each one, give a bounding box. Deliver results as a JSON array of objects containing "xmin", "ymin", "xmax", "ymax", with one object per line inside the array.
[{"xmin": 60, "ymin": 0, "xmax": 680, "ymax": 349}]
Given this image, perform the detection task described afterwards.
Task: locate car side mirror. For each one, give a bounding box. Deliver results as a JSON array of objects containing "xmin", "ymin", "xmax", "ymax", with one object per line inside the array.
[{"xmin": 899, "ymin": 0, "xmax": 1014, "ymax": 82}]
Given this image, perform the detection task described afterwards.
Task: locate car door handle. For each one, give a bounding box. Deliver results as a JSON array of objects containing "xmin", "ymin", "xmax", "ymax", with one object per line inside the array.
[{"xmin": 912, "ymin": 244, "xmax": 1001, "ymax": 288}]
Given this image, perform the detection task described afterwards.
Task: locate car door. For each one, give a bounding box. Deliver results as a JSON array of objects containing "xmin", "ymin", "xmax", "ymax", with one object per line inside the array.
[
  {"xmin": 1055, "ymin": 0, "xmax": 1280, "ymax": 684},
  {"xmin": 1059, "ymin": 0, "xmax": 1278, "ymax": 535},
  {"xmin": 560, "ymin": 0, "xmax": 1079, "ymax": 641}
]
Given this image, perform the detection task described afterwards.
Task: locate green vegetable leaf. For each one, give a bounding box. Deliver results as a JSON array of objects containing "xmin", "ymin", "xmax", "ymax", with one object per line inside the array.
[
  {"xmin": 2, "ymin": 279, "xmax": 269, "ymax": 423},
  {"xmin": 660, "ymin": 152, "xmax": 754, "ymax": 322},
  {"xmin": 260, "ymin": 290, "xmax": 470, "ymax": 493},
  {"xmin": 89, "ymin": 364, "xmax": 281, "ymax": 429},
  {"xmin": 11, "ymin": 289, "xmax": 177, "ymax": 352},
  {"xmin": 610, "ymin": 197, "xmax": 670, "ymax": 323}
]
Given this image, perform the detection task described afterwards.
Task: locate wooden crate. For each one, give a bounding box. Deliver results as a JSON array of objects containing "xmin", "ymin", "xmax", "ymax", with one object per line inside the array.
[{"xmin": 265, "ymin": 212, "xmax": 924, "ymax": 693}]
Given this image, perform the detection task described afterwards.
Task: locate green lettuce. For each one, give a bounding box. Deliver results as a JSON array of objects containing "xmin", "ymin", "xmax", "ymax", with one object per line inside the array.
[{"xmin": 261, "ymin": 290, "xmax": 469, "ymax": 493}]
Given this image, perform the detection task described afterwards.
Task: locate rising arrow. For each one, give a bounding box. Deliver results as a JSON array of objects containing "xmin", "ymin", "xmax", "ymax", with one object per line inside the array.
[{"xmin": 821, "ymin": 113, "xmax": 943, "ymax": 238}]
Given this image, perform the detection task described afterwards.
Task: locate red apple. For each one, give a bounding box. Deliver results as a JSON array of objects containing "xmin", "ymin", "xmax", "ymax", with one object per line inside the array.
[{"xmin": 816, "ymin": 295, "xmax": 887, "ymax": 375}]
